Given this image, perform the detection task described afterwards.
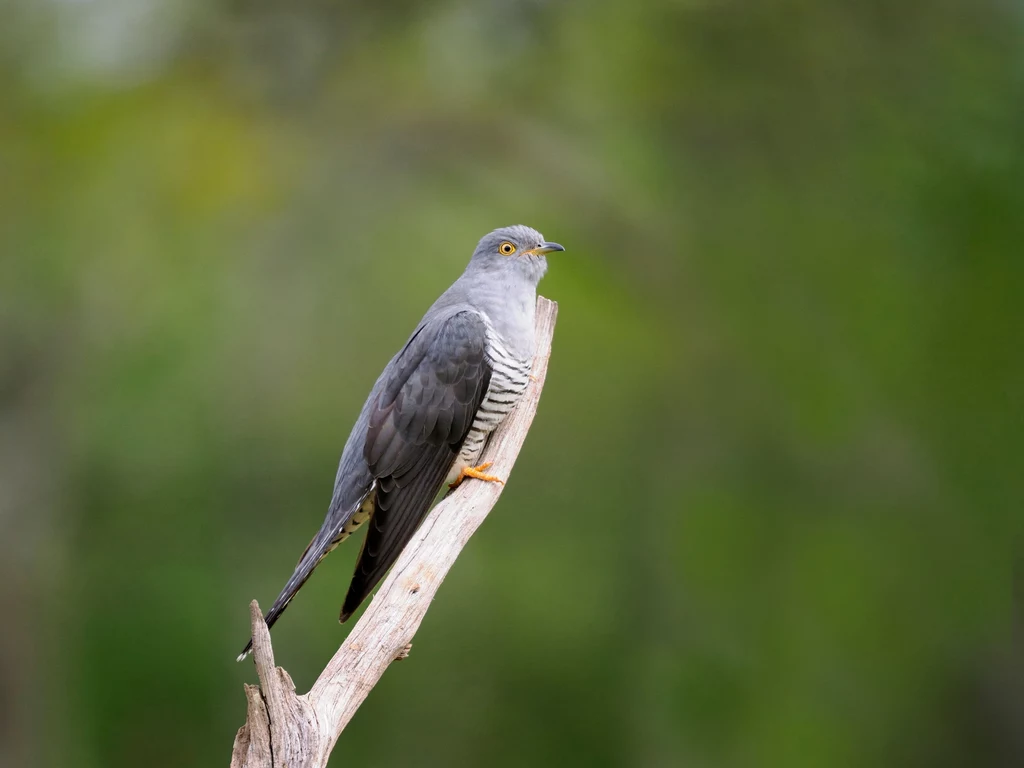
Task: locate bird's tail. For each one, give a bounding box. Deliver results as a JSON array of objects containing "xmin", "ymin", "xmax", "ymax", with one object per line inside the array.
[{"xmin": 236, "ymin": 525, "xmax": 343, "ymax": 662}]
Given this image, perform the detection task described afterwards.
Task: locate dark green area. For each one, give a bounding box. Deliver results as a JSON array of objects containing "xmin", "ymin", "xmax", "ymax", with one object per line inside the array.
[{"xmin": 1, "ymin": 1, "xmax": 1020, "ymax": 766}]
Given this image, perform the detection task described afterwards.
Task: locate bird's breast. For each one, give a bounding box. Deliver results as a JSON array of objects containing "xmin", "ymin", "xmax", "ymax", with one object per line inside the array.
[{"xmin": 452, "ymin": 325, "xmax": 533, "ymax": 474}]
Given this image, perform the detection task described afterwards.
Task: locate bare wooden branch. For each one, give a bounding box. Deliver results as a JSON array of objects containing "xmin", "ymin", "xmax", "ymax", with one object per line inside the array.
[{"xmin": 230, "ymin": 296, "xmax": 558, "ymax": 768}]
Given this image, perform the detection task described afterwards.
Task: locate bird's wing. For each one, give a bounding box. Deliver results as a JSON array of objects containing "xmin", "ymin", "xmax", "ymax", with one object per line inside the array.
[{"xmin": 340, "ymin": 308, "xmax": 492, "ymax": 621}]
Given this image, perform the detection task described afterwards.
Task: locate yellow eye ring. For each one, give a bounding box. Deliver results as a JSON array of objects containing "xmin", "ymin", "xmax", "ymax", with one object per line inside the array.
[{"xmin": 498, "ymin": 241, "xmax": 516, "ymax": 255}]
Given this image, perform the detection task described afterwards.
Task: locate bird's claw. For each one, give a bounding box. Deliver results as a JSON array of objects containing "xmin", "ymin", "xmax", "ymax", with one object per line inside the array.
[{"xmin": 449, "ymin": 462, "xmax": 504, "ymax": 489}]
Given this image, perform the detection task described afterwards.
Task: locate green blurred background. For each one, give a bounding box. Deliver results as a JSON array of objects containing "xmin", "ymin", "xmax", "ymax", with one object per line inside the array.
[{"xmin": 1, "ymin": 1, "xmax": 1020, "ymax": 766}]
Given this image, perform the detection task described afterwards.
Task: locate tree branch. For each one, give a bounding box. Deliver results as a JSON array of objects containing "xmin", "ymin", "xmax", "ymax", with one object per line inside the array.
[{"xmin": 230, "ymin": 296, "xmax": 558, "ymax": 768}]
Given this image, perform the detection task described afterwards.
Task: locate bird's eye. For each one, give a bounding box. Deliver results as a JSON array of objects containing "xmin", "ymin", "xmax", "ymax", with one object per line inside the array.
[{"xmin": 498, "ymin": 241, "xmax": 516, "ymax": 255}]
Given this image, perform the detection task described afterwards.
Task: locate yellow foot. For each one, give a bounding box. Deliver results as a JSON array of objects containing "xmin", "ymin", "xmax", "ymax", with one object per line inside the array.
[{"xmin": 449, "ymin": 462, "xmax": 505, "ymax": 489}]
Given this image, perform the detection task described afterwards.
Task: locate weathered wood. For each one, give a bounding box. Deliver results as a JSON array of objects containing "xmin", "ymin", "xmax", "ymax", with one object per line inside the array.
[{"xmin": 230, "ymin": 296, "xmax": 558, "ymax": 768}]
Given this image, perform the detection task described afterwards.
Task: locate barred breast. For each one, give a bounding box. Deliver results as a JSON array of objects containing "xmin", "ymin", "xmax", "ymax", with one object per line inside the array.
[{"xmin": 448, "ymin": 317, "xmax": 533, "ymax": 480}]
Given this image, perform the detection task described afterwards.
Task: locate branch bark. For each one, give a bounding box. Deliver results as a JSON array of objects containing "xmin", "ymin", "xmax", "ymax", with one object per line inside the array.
[{"xmin": 230, "ymin": 296, "xmax": 558, "ymax": 768}]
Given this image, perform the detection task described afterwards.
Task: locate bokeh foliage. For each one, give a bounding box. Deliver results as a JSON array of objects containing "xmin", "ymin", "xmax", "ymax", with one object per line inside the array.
[{"xmin": 0, "ymin": 1, "xmax": 1020, "ymax": 766}]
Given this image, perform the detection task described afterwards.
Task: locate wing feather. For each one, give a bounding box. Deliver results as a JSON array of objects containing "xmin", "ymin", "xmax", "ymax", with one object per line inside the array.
[{"xmin": 340, "ymin": 309, "xmax": 492, "ymax": 621}]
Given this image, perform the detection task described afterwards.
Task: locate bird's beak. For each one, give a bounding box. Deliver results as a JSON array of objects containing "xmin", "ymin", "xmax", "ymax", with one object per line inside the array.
[{"xmin": 524, "ymin": 242, "xmax": 565, "ymax": 256}]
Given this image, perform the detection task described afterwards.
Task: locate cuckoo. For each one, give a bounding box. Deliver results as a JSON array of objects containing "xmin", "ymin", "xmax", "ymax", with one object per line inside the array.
[{"xmin": 239, "ymin": 225, "xmax": 563, "ymax": 659}]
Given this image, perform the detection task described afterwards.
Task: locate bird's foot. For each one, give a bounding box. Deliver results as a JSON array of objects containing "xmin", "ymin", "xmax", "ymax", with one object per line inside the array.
[{"xmin": 448, "ymin": 462, "xmax": 504, "ymax": 489}]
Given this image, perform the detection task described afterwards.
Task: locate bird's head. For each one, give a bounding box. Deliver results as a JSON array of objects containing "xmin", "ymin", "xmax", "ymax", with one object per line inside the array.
[{"xmin": 467, "ymin": 225, "xmax": 564, "ymax": 285}]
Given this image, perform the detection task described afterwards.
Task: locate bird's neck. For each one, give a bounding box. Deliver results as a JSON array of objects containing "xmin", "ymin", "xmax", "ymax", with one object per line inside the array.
[
  {"xmin": 482, "ymin": 288, "xmax": 537, "ymax": 360},
  {"xmin": 455, "ymin": 269, "xmax": 539, "ymax": 360}
]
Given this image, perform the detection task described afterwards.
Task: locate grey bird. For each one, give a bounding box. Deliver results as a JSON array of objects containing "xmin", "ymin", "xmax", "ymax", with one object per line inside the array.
[{"xmin": 239, "ymin": 225, "xmax": 563, "ymax": 660}]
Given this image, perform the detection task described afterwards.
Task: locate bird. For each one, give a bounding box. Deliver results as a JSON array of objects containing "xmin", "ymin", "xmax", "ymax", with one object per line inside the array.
[{"xmin": 238, "ymin": 225, "xmax": 563, "ymax": 660}]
